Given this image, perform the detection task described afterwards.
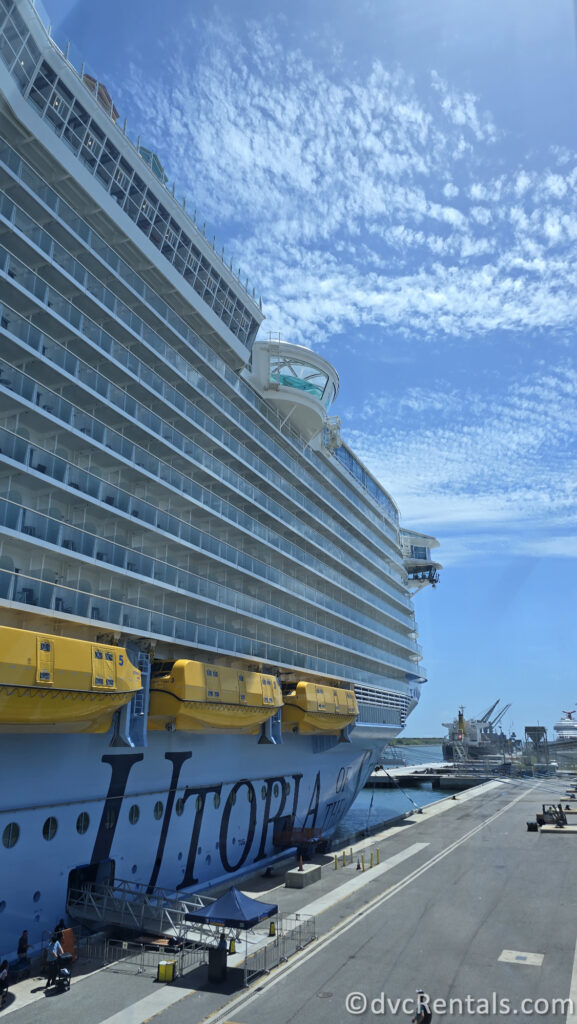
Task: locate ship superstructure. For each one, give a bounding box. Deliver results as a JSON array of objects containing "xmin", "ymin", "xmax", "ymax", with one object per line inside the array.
[
  {"xmin": 442, "ymin": 702, "xmax": 516, "ymax": 762},
  {"xmin": 0, "ymin": 0, "xmax": 440, "ymax": 953}
]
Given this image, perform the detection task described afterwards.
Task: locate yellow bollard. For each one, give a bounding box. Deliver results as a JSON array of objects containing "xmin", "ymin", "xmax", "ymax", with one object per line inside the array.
[
  {"xmin": 342, "ymin": 850, "xmax": 346, "ymax": 868},
  {"xmin": 370, "ymin": 852, "xmax": 374, "ymax": 868},
  {"xmin": 229, "ymin": 938, "xmax": 236, "ymax": 954},
  {"xmin": 334, "ymin": 854, "xmax": 338, "ymax": 871},
  {"xmin": 269, "ymin": 920, "xmax": 276, "ymax": 937},
  {"xmin": 376, "ymin": 848, "xmax": 380, "ymax": 864},
  {"xmin": 361, "ymin": 853, "xmax": 365, "ymax": 872},
  {"xmin": 349, "ymin": 847, "xmax": 353, "ymax": 864}
]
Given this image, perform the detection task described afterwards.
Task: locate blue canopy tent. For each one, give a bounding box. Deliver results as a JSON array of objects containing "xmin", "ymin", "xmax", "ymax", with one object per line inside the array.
[
  {"xmin": 186, "ymin": 887, "xmax": 279, "ymax": 982},
  {"xmin": 185, "ymin": 886, "xmax": 278, "ymax": 929}
]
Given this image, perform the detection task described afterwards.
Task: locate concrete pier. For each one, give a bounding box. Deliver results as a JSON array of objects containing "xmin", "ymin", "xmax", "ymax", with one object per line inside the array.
[
  {"xmin": 369, "ymin": 762, "xmax": 492, "ymax": 788},
  {"xmin": 4, "ymin": 777, "xmax": 577, "ymax": 1024}
]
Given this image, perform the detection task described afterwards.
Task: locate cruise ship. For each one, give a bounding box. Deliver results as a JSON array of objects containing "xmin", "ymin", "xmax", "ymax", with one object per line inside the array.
[
  {"xmin": 0, "ymin": 0, "xmax": 441, "ymax": 954},
  {"xmin": 552, "ymin": 710, "xmax": 577, "ymax": 744}
]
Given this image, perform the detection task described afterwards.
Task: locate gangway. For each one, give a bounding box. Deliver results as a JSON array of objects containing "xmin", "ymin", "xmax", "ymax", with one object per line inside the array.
[{"xmin": 67, "ymin": 878, "xmax": 215, "ymax": 937}]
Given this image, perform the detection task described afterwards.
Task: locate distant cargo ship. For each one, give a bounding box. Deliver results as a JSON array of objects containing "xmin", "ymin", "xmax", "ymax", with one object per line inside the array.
[{"xmin": 442, "ymin": 702, "xmax": 518, "ymax": 761}]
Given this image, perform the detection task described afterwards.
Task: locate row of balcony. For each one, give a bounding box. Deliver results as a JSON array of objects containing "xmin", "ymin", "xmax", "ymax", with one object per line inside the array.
[
  {"xmin": 0, "ymin": 196, "xmax": 402, "ymax": 571},
  {"xmin": 0, "ymin": 566, "xmax": 422, "ymax": 689},
  {"xmin": 0, "ymin": 339, "xmax": 411, "ymax": 626},
  {"xmin": 0, "ymin": 497, "xmax": 422, "ymax": 665},
  {"xmin": 0, "ymin": 135, "xmax": 401, "ymax": 541},
  {"xmin": 0, "ymin": 425, "xmax": 418, "ymax": 637},
  {"xmin": 0, "ymin": 2, "xmax": 261, "ymax": 347}
]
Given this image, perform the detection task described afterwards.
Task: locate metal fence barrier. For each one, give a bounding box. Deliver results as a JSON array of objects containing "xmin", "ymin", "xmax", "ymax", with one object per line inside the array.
[
  {"xmin": 78, "ymin": 912, "xmax": 315, "ymax": 985},
  {"xmin": 243, "ymin": 913, "xmax": 316, "ymax": 986},
  {"xmin": 79, "ymin": 937, "xmax": 207, "ymax": 978}
]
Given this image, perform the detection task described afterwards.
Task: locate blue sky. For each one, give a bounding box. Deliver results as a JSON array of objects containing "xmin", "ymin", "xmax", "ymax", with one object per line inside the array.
[{"xmin": 41, "ymin": 0, "xmax": 577, "ymax": 739}]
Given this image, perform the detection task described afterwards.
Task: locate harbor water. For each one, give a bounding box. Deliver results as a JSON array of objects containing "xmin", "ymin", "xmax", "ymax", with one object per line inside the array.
[{"xmin": 334, "ymin": 743, "xmax": 449, "ymax": 842}]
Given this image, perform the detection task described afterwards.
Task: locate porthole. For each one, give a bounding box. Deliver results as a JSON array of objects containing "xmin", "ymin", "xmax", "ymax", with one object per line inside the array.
[
  {"xmin": 196, "ymin": 795, "xmax": 203, "ymax": 812},
  {"xmin": 153, "ymin": 801, "xmax": 163, "ymax": 820},
  {"xmin": 76, "ymin": 812, "xmax": 90, "ymax": 835},
  {"xmin": 33, "ymin": 891, "xmax": 41, "ymax": 903},
  {"xmin": 128, "ymin": 805, "xmax": 140, "ymax": 825},
  {"xmin": 2, "ymin": 822, "xmax": 20, "ymax": 849},
  {"xmin": 247, "ymin": 788, "xmax": 254, "ymax": 802},
  {"xmin": 261, "ymin": 785, "xmax": 267, "ymax": 800},
  {"xmin": 175, "ymin": 798, "xmax": 184, "ymax": 816},
  {"xmin": 131, "ymin": 864, "xmax": 137, "ymax": 875},
  {"xmin": 273, "ymin": 784, "xmax": 279, "ymax": 799},
  {"xmin": 213, "ymin": 793, "xmax": 220, "ymax": 809},
  {"xmin": 42, "ymin": 817, "xmax": 58, "ymax": 841},
  {"xmin": 229, "ymin": 791, "xmax": 236, "ymax": 806}
]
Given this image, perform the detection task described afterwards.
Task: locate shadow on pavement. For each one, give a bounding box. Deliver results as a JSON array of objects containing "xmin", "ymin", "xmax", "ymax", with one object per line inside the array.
[{"xmin": 172, "ymin": 964, "xmax": 247, "ymax": 993}]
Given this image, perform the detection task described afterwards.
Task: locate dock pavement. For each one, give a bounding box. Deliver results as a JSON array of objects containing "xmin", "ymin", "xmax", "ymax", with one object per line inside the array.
[{"xmin": 3, "ymin": 776, "xmax": 577, "ymax": 1024}]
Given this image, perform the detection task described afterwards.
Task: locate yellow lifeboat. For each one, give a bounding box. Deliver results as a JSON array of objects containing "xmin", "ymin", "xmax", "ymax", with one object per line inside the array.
[
  {"xmin": 282, "ymin": 682, "xmax": 358, "ymax": 734},
  {"xmin": 0, "ymin": 625, "xmax": 141, "ymax": 733},
  {"xmin": 148, "ymin": 660, "xmax": 283, "ymax": 733}
]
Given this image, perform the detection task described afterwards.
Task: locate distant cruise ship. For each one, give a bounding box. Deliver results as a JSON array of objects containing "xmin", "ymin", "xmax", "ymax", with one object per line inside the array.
[
  {"xmin": 552, "ymin": 711, "xmax": 577, "ymax": 743},
  {"xmin": 0, "ymin": 0, "xmax": 440, "ymax": 955}
]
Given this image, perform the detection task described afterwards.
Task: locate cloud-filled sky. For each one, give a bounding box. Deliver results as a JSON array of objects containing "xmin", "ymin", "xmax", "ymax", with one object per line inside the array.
[{"xmin": 47, "ymin": 0, "xmax": 577, "ymax": 736}]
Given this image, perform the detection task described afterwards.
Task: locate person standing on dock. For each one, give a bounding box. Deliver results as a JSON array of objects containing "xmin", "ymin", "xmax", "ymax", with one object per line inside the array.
[
  {"xmin": 45, "ymin": 931, "xmax": 63, "ymax": 988},
  {"xmin": 0, "ymin": 961, "xmax": 9, "ymax": 1008},
  {"xmin": 412, "ymin": 990, "xmax": 432, "ymax": 1023},
  {"xmin": 17, "ymin": 930, "xmax": 30, "ymax": 965}
]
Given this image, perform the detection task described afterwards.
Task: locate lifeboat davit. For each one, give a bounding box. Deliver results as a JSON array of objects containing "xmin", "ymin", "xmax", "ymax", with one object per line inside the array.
[
  {"xmin": 282, "ymin": 682, "xmax": 358, "ymax": 734},
  {"xmin": 0, "ymin": 625, "xmax": 141, "ymax": 733},
  {"xmin": 148, "ymin": 660, "xmax": 283, "ymax": 733}
]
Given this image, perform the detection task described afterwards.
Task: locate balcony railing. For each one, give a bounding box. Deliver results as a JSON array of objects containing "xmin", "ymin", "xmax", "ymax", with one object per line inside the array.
[
  {"xmin": 0, "ymin": 497, "xmax": 420, "ymax": 663},
  {"xmin": 0, "ymin": 424, "xmax": 416, "ymax": 634},
  {"xmin": 0, "ymin": 135, "xmax": 401, "ymax": 540},
  {"xmin": 0, "ymin": 568, "xmax": 419, "ymax": 691}
]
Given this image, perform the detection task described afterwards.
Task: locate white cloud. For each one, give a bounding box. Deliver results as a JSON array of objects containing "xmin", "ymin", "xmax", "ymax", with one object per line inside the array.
[
  {"xmin": 341, "ymin": 366, "xmax": 577, "ymax": 565},
  {"xmin": 119, "ymin": 17, "xmax": 577, "ymax": 347},
  {"xmin": 119, "ymin": 20, "xmax": 577, "ymax": 348}
]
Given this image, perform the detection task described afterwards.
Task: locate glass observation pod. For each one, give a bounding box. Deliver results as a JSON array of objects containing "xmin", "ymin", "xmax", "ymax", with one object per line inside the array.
[
  {"xmin": 247, "ymin": 340, "xmax": 339, "ymax": 443},
  {"xmin": 400, "ymin": 529, "xmax": 442, "ymax": 593}
]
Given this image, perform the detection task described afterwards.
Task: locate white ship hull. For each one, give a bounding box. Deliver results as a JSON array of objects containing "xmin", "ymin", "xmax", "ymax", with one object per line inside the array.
[{"xmin": 1, "ymin": 726, "xmax": 387, "ymax": 948}]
